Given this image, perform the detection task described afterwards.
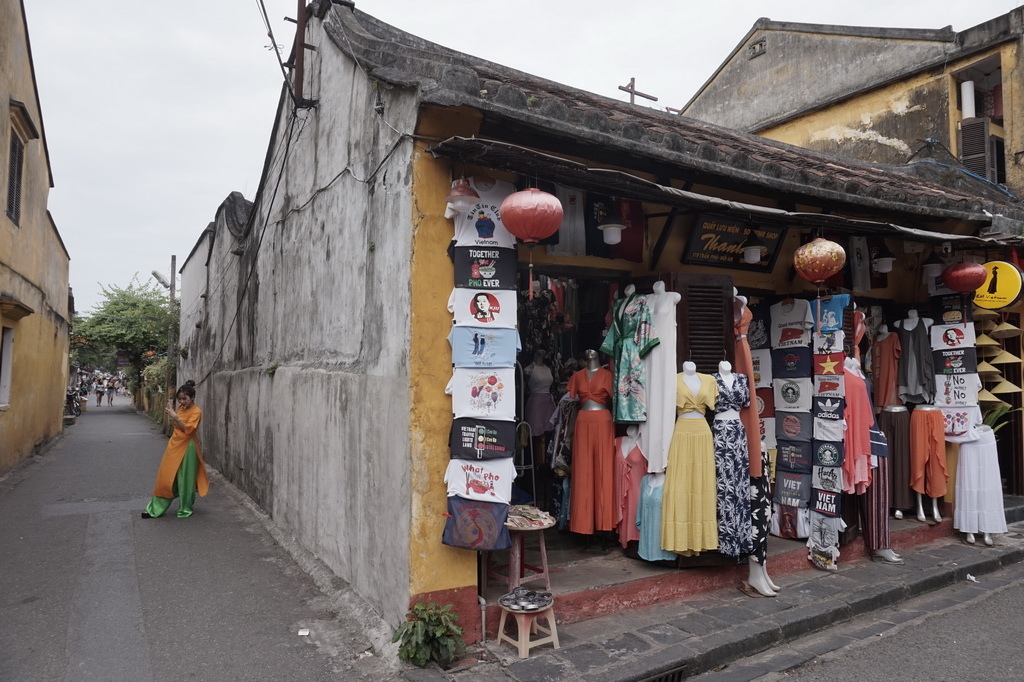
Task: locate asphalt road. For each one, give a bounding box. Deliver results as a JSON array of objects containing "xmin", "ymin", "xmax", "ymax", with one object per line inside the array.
[{"xmin": 0, "ymin": 396, "xmax": 394, "ymax": 681}]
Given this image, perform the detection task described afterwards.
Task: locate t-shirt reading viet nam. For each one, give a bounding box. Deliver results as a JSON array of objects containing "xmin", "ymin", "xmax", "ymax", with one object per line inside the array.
[
  {"xmin": 452, "ymin": 177, "xmax": 517, "ymax": 248},
  {"xmin": 446, "ymin": 368, "xmax": 517, "ymax": 421},
  {"xmin": 448, "ymin": 289, "xmax": 518, "ymax": 328},
  {"xmin": 770, "ymin": 299, "xmax": 814, "ymax": 349},
  {"xmin": 444, "ymin": 457, "xmax": 517, "ymax": 503},
  {"xmin": 774, "ymin": 377, "xmax": 812, "ymax": 412},
  {"xmin": 448, "ymin": 327, "xmax": 521, "ymax": 368},
  {"xmin": 813, "ymin": 294, "xmax": 850, "ymax": 333}
]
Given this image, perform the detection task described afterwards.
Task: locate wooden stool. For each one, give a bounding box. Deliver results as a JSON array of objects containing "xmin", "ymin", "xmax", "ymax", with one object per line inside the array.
[
  {"xmin": 487, "ymin": 525, "xmax": 552, "ymax": 591},
  {"xmin": 496, "ymin": 604, "xmax": 559, "ymax": 659}
]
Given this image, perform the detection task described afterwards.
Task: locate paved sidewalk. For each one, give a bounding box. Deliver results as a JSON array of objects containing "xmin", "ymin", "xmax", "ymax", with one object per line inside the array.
[{"xmin": 409, "ymin": 523, "xmax": 1024, "ymax": 681}]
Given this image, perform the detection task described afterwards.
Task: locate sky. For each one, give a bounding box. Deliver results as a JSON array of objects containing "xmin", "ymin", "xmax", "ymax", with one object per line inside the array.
[{"xmin": 23, "ymin": 0, "xmax": 1023, "ymax": 314}]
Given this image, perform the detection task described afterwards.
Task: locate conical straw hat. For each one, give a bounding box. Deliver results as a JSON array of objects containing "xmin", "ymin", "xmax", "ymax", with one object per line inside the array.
[
  {"xmin": 978, "ymin": 344, "xmax": 1002, "ymax": 358},
  {"xmin": 973, "ymin": 306, "xmax": 1000, "ymax": 321},
  {"xmin": 977, "ymin": 361, "xmax": 1002, "ymax": 379},
  {"xmin": 978, "ymin": 318, "xmax": 998, "ymax": 332},
  {"xmin": 991, "ymin": 379, "xmax": 1022, "ymax": 394},
  {"xmin": 978, "ymin": 389, "xmax": 1001, "ymax": 404},
  {"xmin": 989, "ymin": 349, "xmax": 1021, "ymax": 365},
  {"xmin": 990, "ymin": 321, "xmax": 1022, "ymax": 339},
  {"xmin": 975, "ymin": 333, "xmax": 1000, "ymax": 347}
]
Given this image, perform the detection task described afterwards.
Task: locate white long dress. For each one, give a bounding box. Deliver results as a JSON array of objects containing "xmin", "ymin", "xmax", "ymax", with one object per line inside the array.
[{"xmin": 640, "ymin": 285, "xmax": 680, "ymax": 473}]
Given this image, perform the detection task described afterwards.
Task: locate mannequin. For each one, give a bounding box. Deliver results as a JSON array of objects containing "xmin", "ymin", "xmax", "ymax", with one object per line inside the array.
[
  {"xmin": 600, "ymin": 283, "xmax": 658, "ymax": 424},
  {"xmin": 524, "ymin": 350, "xmax": 557, "ymax": 473},
  {"xmin": 895, "ymin": 310, "xmax": 935, "ymax": 404},
  {"xmin": 567, "ymin": 350, "xmax": 616, "ymax": 542},
  {"xmin": 641, "ymin": 280, "xmax": 682, "ymax": 474},
  {"xmin": 881, "ymin": 405, "xmax": 911, "ymax": 520},
  {"xmin": 662, "ymin": 361, "xmax": 720, "ymax": 555},
  {"xmin": 954, "ymin": 424, "xmax": 1006, "ymax": 546},
  {"xmin": 872, "ymin": 323, "xmax": 901, "ymax": 411},
  {"xmin": 912, "ymin": 404, "xmax": 945, "ymax": 524}
]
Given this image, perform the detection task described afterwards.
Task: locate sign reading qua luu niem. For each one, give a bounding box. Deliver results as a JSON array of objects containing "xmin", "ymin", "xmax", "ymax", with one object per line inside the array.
[{"xmin": 681, "ymin": 214, "xmax": 785, "ymax": 272}]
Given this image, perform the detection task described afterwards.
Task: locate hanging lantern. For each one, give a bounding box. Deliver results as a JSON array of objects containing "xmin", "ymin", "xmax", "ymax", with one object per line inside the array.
[
  {"xmin": 499, "ymin": 188, "xmax": 563, "ymax": 245},
  {"xmin": 793, "ymin": 237, "xmax": 846, "ymax": 284},
  {"xmin": 942, "ymin": 261, "xmax": 987, "ymax": 293}
]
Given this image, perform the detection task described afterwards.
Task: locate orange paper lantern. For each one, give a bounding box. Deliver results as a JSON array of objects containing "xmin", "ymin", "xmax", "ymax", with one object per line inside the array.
[
  {"xmin": 793, "ymin": 238, "xmax": 846, "ymax": 284},
  {"xmin": 942, "ymin": 261, "xmax": 987, "ymax": 293},
  {"xmin": 499, "ymin": 189, "xmax": 563, "ymax": 244}
]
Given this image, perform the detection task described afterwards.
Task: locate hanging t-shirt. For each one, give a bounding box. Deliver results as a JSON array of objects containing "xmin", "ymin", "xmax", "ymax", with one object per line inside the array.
[
  {"xmin": 756, "ymin": 387, "xmax": 775, "ymax": 418},
  {"xmin": 776, "ymin": 412, "xmax": 813, "ymax": 442},
  {"xmin": 812, "ymin": 330, "xmax": 846, "ymax": 355},
  {"xmin": 813, "ymin": 295, "xmax": 850, "ymax": 333},
  {"xmin": 770, "ymin": 300, "xmax": 814, "ymax": 348},
  {"xmin": 446, "ymin": 368, "xmax": 517, "ymax": 421},
  {"xmin": 760, "ymin": 417, "xmax": 777, "ymax": 450},
  {"xmin": 772, "ymin": 347, "xmax": 813, "ymax": 378},
  {"xmin": 812, "ymin": 465, "xmax": 844, "ymax": 494},
  {"xmin": 930, "ymin": 324, "xmax": 977, "ymax": 351},
  {"xmin": 934, "ymin": 373, "xmax": 981, "ymax": 408},
  {"xmin": 811, "ymin": 488, "xmax": 842, "ymax": 518},
  {"xmin": 812, "ymin": 440, "xmax": 845, "ymax": 467},
  {"xmin": 772, "ymin": 504, "xmax": 811, "ymax": 539},
  {"xmin": 444, "ymin": 458, "xmax": 517, "ymax": 503},
  {"xmin": 448, "ymin": 289, "xmax": 518, "ymax": 328},
  {"xmin": 448, "ymin": 327, "xmax": 521, "ymax": 368},
  {"xmin": 814, "ymin": 374, "xmax": 846, "ymax": 398},
  {"xmin": 748, "ymin": 305, "xmax": 771, "ymax": 350},
  {"xmin": 939, "ymin": 405, "xmax": 984, "ymax": 443},
  {"xmin": 813, "ymin": 353, "xmax": 845, "ymax": 377},
  {"xmin": 932, "ymin": 347, "xmax": 978, "ymax": 376},
  {"xmin": 849, "ymin": 237, "xmax": 872, "ymax": 294},
  {"xmin": 449, "ymin": 418, "xmax": 517, "ymax": 460},
  {"xmin": 774, "ymin": 377, "xmax": 813, "ymax": 412},
  {"xmin": 813, "ymin": 416, "xmax": 846, "ymax": 442},
  {"xmin": 453, "ymin": 247, "xmax": 517, "ymax": 290},
  {"xmin": 452, "ymin": 177, "xmax": 517, "ymax": 248},
  {"xmin": 546, "ymin": 184, "xmax": 586, "ymax": 257},
  {"xmin": 751, "ymin": 349, "xmax": 773, "ymax": 388},
  {"xmin": 610, "ymin": 198, "xmax": 644, "ymax": 263},
  {"xmin": 774, "ymin": 469, "xmax": 812, "ymax": 505},
  {"xmin": 441, "ymin": 496, "xmax": 512, "ymax": 551},
  {"xmin": 776, "ymin": 440, "xmax": 812, "ymax": 473},
  {"xmin": 807, "ymin": 513, "xmax": 847, "ymax": 552}
]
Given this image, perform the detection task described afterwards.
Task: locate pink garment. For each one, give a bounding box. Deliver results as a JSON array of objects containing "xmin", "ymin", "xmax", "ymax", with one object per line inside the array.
[
  {"xmin": 614, "ymin": 435, "xmax": 647, "ymax": 547},
  {"xmin": 852, "ymin": 311, "xmax": 866, "ymax": 362},
  {"xmin": 843, "ymin": 366, "xmax": 873, "ymax": 494},
  {"xmin": 734, "ymin": 305, "xmax": 763, "ymax": 477}
]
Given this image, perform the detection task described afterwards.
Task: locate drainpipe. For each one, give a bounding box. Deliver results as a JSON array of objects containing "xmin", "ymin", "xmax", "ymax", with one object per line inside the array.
[
  {"xmin": 478, "ymin": 595, "xmax": 487, "ymax": 643},
  {"xmin": 962, "ymin": 80, "xmax": 977, "ymax": 119}
]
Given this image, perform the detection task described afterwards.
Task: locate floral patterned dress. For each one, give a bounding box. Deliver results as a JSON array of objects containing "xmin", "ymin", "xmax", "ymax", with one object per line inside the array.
[
  {"xmin": 712, "ymin": 373, "xmax": 754, "ymax": 557},
  {"xmin": 600, "ymin": 292, "xmax": 659, "ymax": 424}
]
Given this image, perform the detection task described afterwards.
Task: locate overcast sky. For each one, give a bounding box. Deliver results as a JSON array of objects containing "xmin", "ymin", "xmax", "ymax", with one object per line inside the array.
[{"xmin": 24, "ymin": 0, "xmax": 1022, "ymax": 314}]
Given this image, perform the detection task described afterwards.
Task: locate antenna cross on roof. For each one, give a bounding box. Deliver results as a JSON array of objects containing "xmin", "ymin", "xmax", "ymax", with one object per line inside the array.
[{"xmin": 618, "ymin": 77, "xmax": 658, "ymax": 106}]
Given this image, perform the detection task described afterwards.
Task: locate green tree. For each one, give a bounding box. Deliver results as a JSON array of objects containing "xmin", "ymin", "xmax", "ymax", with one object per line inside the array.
[{"xmin": 73, "ymin": 277, "xmax": 177, "ymax": 390}]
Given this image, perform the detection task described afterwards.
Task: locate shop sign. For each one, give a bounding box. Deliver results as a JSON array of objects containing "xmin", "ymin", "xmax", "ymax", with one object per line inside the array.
[
  {"xmin": 453, "ymin": 247, "xmax": 517, "ymax": 289},
  {"xmin": 973, "ymin": 260, "xmax": 1024, "ymax": 310},
  {"xmin": 681, "ymin": 215, "xmax": 785, "ymax": 271}
]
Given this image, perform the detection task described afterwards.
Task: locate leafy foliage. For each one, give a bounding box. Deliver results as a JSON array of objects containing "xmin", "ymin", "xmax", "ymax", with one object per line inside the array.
[
  {"xmin": 391, "ymin": 601, "xmax": 465, "ymax": 668},
  {"xmin": 982, "ymin": 405, "xmax": 1024, "ymax": 434}
]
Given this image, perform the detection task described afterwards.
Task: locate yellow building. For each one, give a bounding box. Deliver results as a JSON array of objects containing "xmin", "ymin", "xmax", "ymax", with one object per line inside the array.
[{"xmin": 0, "ymin": 0, "xmax": 71, "ymax": 473}]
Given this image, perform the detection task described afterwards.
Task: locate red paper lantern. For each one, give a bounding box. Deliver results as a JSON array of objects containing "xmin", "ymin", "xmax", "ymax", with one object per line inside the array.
[
  {"xmin": 942, "ymin": 261, "xmax": 987, "ymax": 293},
  {"xmin": 793, "ymin": 237, "xmax": 846, "ymax": 284},
  {"xmin": 499, "ymin": 189, "xmax": 563, "ymax": 245}
]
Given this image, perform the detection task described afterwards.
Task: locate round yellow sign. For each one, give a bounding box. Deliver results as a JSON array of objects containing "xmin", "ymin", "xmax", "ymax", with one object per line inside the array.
[{"xmin": 974, "ymin": 260, "xmax": 1024, "ymax": 310}]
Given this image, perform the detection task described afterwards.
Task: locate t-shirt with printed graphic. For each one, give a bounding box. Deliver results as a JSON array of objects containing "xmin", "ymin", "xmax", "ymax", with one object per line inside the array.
[
  {"xmin": 806, "ymin": 512, "xmax": 847, "ymax": 551},
  {"xmin": 813, "ymin": 353, "xmax": 845, "ymax": 377},
  {"xmin": 774, "ymin": 377, "xmax": 812, "ymax": 412},
  {"xmin": 448, "ymin": 289, "xmax": 518, "ymax": 328},
  {"xmin": 446, "ymin": 368, "xmax": 517, "ymax": 421},
  {"xmin": 813, "ymin": 395, "xmax": 846, "ymax": 442},
  {"xmin": 770, "ymin": 299, "xmax": 814, "ymax": 349},
  {"xmin": 776, "ymin": 412, "xmax": 813, "ymax": 442},
  {"xmin": 756, "ymin": 387, "xmax": 775, "ymax": 418},
  {"xmin": 934, "ymin": 373, "xmax": 981, "ymax": 408},
  {"xmin": 930, "ymin": 324, "xmax": 977, "ymax": 352},
  {"xmin": 444, "ymin": 458, "xmax": 517, "ymax": 503},
  {"xmin": 939, "ymin": 405, "xmax": 984, "ymax": 443},
  {"xmin": 814, "ymin": 374, "xmax": 845, "ymax": 398},
  {"xmin": 813, "ymin": 295, "xmax": 850, "ymax": 333},
  {"xmin": 812, "ymin": 465, "xmax": 844, "ymax": 494},
  {"xmin": 772, "ymin": 503, "xmax": 811, "ymax": 539},
  {"xmin": 748, "ymin": 305, "xmax": 771, "ymax": 350},
  {"xmin": 449, "ymin": 327, "xmax": 521, "ymax": 367},
  {"xmin": 452, "ymin": 177, "xmax": 517, "ymax": 248},
  {"xmin": 812, "ymin": 330, "xmax": 846, "ymax": 355},
  {"xmin": 751, "ymin": 349, "xmax": 773, "ymax": 388},
  {"xmin": 760, "ymin": 417, "xmax": 777, "ymax": 450},
  {"xmin": 772, "ymin": 347, "xmax": 812, "ymax": 378}
]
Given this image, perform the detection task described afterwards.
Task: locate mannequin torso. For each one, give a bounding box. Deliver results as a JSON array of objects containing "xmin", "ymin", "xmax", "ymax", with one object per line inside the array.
[
  {"xmin": 715, "ymin": 361, "xmax": 740, "ymax": 421},
  {"xmin": 680, "ymin": 363, "xmax": 703, "ymax": 418},
  {"xmin": 582, "ymin": 350, "xmax": 606, "ymax": 411}
]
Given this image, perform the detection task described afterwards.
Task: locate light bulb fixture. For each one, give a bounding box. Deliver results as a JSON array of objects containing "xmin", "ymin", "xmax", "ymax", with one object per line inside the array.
[
  {"xmin": 599, "ymin": 221, "xmax": 626, "ymax": 245},
  {"xmin": 444, "ymin": 177, "xmax": 479, "ymax": 214},
  {"xmin": 742, "ymin": 232, "xmax": 769, "ymax": 264},
  {"xmin": 922, "ymin": 251, "xmax": 945, "ymax": 280},
  {"xmin": 871, "ymin": 243, "xmax": 896, "ymax": 274}
]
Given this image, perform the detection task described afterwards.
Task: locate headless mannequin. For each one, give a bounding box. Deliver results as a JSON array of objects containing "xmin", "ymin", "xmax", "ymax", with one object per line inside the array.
[
  {"xmin": 680, "ymin": 361, "xmax": 701, "ymax": 419},
  {"xmin": 582, "ymin": 350, "xmax": 605, "ymax": 411},
  {"xmin": 876, "ymin": 324, "xmax": 890, "ymax": 341},
  {"xmin": 525, "ymin": 350, "xmax": 554, "ymax": 472},
  {"xmin": 885, "ymin": 404, "xmax": 909, "ymax": 520},
  {"xmin": 578, "ymin": 349, "xmax": 614, "ymax": 551},
  {"xmin": 964, "ymin": 426, "xmax": 995, "ymax": 547},
  {"xmin": 914, "ymin": 404, "xmax": 943, "ymax": 524},
  {"xmin": 715, "ymin": 361, "xmax": 739, "ymax": 421}
]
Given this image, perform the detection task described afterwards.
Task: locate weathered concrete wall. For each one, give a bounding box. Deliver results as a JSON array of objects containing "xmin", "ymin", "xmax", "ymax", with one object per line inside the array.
[
  {"xmin": 179, "ymin": 11, "xmax": 417, "ymax": 625},
  {"xmin": 685, "ymin": 27, "xmax": 950, "ymax": 132},
  {"xmin": 0, "ymin": 0, "xmax": 70, "ymax": 472}
]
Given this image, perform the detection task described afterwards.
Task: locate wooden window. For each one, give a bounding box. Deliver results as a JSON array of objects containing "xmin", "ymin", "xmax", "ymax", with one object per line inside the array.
[
  {"xmin": 959, "ymin": 117, "xmax": 1000, "ymax": 184},
  {"xmin": 675, "ymin": 273, "xmax": 734, "ymax": 374},
  {"xmin": 6, "ymin": 130, "xmax": 24, "ymax": 225},
  {"xmin": 0, "ymin": 326, "xmax": 12, "ymax": 406}
]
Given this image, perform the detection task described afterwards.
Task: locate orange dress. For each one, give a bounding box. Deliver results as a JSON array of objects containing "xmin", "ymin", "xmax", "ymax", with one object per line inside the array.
[
  {"xmin": 871, "ymin": 333, "xmax": 902, "ymax": 409},
  {"xmin": 734, "ymin": 305, "xmax": 763, "ymax": 477},
  {"xmin": 152, "ymin": 404, "xmax": 209, "ymax": 499},
  {"xmin": 568, "ymin": 368, "xmax": 616, "ymax": 534}
]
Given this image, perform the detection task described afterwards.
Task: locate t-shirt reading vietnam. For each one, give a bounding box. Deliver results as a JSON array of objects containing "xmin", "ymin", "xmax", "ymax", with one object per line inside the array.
[
  {"xmin": 770, "ymin": 299, "xmax": 814, "ymax": 349},
  {"xmin": 448, "ymin": 289, "xmax": 518, "ymax": 328},
  {"xmin": 451, "ymin": 177, "xmax": 517, "ymax": 249}
]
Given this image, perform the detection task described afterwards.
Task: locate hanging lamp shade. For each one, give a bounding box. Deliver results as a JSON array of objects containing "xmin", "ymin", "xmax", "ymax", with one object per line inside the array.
[
  {"xmin": 871, "ymin": 243, "xmax": 897, "ymax": 274},
  {"xmin": 977, "ymin": 361, "xmax": 1002, "ymax": 379},
  {"xmin": 975, "ymin": 333, "xmax": 1000, "ymax": 347},
  {"xmin": 989, "ymin": 349, "xmax": 1022, "ymax": 365},
  {"xmin": 973, "ymin": 306, "xmax": 999, "ymax": 321},
  {"xmin": 978, "ymin": 389, "xmax": 1002, "ymax": 404},
  {"xmin": 444, "ymin": 177, "xmax": 480, "ymax": 213},
  {"xmin": 990, "ymin": 379, "xmax": 1022, "ymax": 394},
  {"xmin": 499, "ymin": 188, "xmax": 563, "ymax": 244},
  {"xmin": 793, "ymin": 237, "xmax": 846, "ymax": 283},
  {"xmin": 990, "ymin": 321, "xmax": 1022, "ymax": 339},
  {"xmin": 922, "ymin": 252, "xmax": 946, "ymax": 280},
  {"xmin": 942, "ymin": 261, "xmax": 988, "ymax": 293},
  {"xmin": 598, "ymin": 221, "xmax": 627, "ymax": 245}
]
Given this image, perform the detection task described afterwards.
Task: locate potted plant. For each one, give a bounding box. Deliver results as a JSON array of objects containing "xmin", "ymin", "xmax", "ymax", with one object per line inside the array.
[
  {"xmin": 982, "ymin": 404, "xmax": 1023, "ymax": 433},
  {"xmin": 392, "ymin": 601, "xmax": 465, "ymax": 669}
]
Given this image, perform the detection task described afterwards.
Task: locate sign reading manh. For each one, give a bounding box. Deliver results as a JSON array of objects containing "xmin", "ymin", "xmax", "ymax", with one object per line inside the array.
[{"xmin": 681, "ymin": 215, "xmax": 785, "ymax": 272}]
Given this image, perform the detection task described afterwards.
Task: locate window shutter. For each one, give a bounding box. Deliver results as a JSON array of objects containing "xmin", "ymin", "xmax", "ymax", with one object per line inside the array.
[
  {"xmin": 675, "ymin": 273, "xmax": 734, "ymax": 374},
  {"xmin": 959, "ymin": 117, "xmax": 996, "ymax": 182},
  {"xmin": 6, "ymin": 133, "xmax": 23, "ymax": 225}
]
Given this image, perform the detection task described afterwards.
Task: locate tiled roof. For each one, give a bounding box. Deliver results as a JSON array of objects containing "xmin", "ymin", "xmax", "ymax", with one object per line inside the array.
[{"xmin": 324, "ymin": 5, "xmax": 1024, "ymax": 227}]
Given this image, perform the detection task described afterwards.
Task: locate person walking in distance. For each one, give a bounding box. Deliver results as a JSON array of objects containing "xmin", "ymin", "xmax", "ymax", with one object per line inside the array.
[{"xmin": 141, "ymin": 380, "xmax": 210, "ymax": 518}]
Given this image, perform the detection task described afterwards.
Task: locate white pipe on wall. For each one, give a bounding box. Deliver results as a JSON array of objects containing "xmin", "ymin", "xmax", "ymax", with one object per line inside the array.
[{"xmin": 961, "ymin": 80, "xmax": 977, "ymax": 119}]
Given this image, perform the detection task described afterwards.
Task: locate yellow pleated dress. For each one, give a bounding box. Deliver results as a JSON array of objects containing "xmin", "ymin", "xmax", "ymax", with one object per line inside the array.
[{"xmin": 661, "ymin": 372, "xmax": 719, "ymax": 555}]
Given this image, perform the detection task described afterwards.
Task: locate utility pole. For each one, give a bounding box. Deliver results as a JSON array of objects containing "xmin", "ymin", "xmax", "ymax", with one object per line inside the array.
[{"xmin": 152, "ymin": 255, "xmax": 176, "ymax": 431}]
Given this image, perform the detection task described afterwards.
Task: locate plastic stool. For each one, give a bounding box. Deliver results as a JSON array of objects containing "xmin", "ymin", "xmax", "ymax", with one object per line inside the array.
[{"xmin": 496, "ymin": 604, "xmax": 559, "ymax": 659}]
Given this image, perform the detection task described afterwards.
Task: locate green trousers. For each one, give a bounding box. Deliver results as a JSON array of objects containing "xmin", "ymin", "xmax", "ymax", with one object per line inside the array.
[{"xmin": 145, "ymin": 441, "xmax": 200, "ymax": 518}]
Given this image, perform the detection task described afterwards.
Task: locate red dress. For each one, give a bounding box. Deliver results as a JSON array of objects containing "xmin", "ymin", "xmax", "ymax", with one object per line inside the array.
[{"xmin": 568, "ymin": 368, "xmax": 616, "ymax": 534}]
